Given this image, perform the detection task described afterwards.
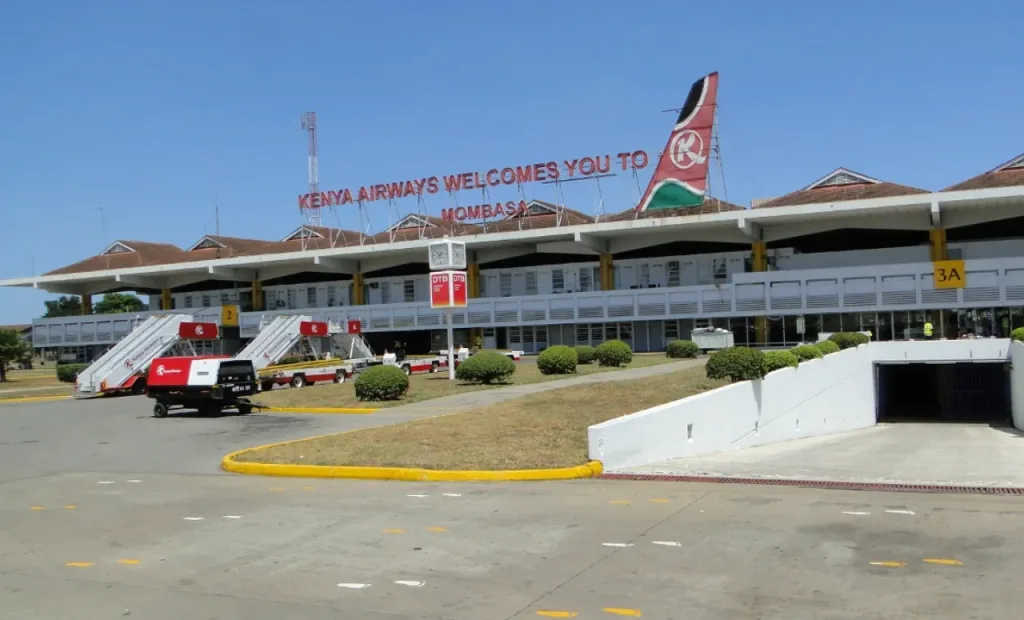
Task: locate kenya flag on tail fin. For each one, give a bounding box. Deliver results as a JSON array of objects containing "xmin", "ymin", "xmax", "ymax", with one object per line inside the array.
[{"xmin": 636, "ymin": 72, "xmax": 719, "ymax": 212}]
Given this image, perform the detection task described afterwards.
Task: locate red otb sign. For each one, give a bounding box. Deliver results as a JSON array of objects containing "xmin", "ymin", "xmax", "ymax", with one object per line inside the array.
[{"xmin": 430, "ymin": 271, "xmax": 468, "ymax": 309}]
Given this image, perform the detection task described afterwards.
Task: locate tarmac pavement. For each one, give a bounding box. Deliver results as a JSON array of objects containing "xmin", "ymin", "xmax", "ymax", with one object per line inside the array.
[{"xmin": 2, "ymin": 374, "xmax": 1024, "ymax": 618}]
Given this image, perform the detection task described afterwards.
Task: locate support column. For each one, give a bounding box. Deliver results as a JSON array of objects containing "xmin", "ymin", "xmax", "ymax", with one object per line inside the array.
[
  {"xmin": 929, "ymin": 227, "xmax": 947, "ymax": 262},
  {"xmin": 600, "ymin": 253, "xmax": 614, "ymax": 291},
  {"xmin": 352, "ymin": 272, "xmax": 364, "ymax": 305},
  {"xmin": 752, "ymin": 241, "xmax": 767, "ymax": 345},
  {"xmin": 251, "ymin": 280, "xmax": 263, "ymax": 311},
  {"xmin": 81, "ymin": 294, "xmax": 92, "ymax": 315},
  {"xmin": 467, "ymin": 263, "xmax": 482, "ymax": 349}
]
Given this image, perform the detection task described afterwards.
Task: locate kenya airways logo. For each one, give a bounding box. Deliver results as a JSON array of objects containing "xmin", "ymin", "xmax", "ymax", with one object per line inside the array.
[
  {"xmin": 194, "ymin": 325, "xmax": 205, "ymax": 336},
  {"xmin": 155, "ymin": 364, "xmax": 182, "ymax": 377},
  {"xmin": 636, "ymin": 71, "xmax": 719, "ymax": 212}
]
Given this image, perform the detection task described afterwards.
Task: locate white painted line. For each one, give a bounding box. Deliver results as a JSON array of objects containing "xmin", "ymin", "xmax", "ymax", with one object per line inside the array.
[
  {"xmin": 222, "ymin": 515, "xmax": 243, "ymax": 519},
  {"xmin": 441, "ymin": 493, "xmax": 462, "ymax": 497},
  {"xmin": 842, "ymin": 511, "xmax": 871, "ymax": 516},
  {"xmin": 394, "ymin": 580, "xmax": 425, "ymax": 587},
  {"xmin": 337, "ymin": 583, "xmax": 371, "ymax": 589},
  {"xmin": 406, "ymin": 494, "xmax": 428, "ymax": 498},
  {"xmin": 183, "ymin": 517, "xmax": 205, "ymax": 521},
  {"xmin": 885, "ymin": 509, "xmax": 915, "ymax": 515},
  {"xmin": 126, "ymin": 479, "xmax": 142, "ymax": 483},
  {"xmin": 601, "ymin": 543, "xmax": 634, "ymax": 548},
  {"xmin": 652, "ymin": 541, "xmax": 682, "ymax": 547},
  {"xmin": 96, "ymin": 481, "xmax": 115, "ymax": 485}
]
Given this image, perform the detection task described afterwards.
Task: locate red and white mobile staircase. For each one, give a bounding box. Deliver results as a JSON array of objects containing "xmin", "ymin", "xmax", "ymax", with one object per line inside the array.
[
  {"xmin": 74, "ymin": 314, "xmax": 196, "ymax": 397},
  {"xmin": 234, "ymin": 315, "xmax": 326, "ymax": 373}
]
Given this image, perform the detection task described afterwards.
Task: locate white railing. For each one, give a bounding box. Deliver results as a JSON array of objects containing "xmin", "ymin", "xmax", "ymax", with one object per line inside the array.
[
  {"xmin": 239, "ymin": 257, "xmax": 1024, "ymax": 335},
  {"xmin": 32, "ymin": 256, "xmax": 1024, "ymax": 345},
  {"xmin": 31, "ymin": 307, "xmax": 223, "ymax": 348}
]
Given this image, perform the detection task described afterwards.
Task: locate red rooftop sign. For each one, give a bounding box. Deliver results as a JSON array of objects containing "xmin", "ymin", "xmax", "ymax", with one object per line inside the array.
[{"xmin": 297, "ymin": 150, "xmax": 650, "ymax": 217}]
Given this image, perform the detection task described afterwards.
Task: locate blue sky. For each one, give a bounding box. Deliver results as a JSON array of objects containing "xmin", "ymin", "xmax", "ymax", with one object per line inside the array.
[{"xmin": 1, "ymin": 1, "xmax": 1022, "ymax": 324}]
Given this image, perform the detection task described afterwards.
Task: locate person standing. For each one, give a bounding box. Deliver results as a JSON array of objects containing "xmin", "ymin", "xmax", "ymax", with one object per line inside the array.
[{"xmin": 923, "ymin": 320, "xmax": 934, "ymax": 340}]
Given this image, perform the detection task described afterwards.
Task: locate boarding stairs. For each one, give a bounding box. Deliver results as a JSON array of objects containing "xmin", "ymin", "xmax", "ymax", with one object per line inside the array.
[
  {"xmin": 74, "ymin": 314, "xmax": 194, "ymax": 397},
  {"xmin": 332, "ymin": 332, "xmax": 376, "ymax": 362},
  {"xmin": 234, "ymin": 315, "xmax": 312, "ymax": 373}
]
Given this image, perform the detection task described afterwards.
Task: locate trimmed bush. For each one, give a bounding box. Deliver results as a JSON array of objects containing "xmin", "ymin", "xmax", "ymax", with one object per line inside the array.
[
  {"xmin": 354, "ymin": 365, "xmax": 409, "ymax": 401},
  {"xmin": 276, "ymin": 356, "xmax": 304, "ymax": 366},
  {"xmin": 815, "ymin": 340, "xmax": 840, "ymax": 355},
  {"xmin": 536, "ymin": 345, "xmax": 577, "ymax": 375},
  {"xmin": 666, "ymin": 339, "xmax": 700, "ymax": 359},
  {"xmin": 595, "ymin": 339, "xmax": 633, "ymax": 367},
  {"xmin": 575, "ymin": 345, "xmax": 596, "ymax": 365},
  {"xmin": 764, "ymin": 350, "xmax": 799, "ymax": 373},
  {"xmin": 56, "ymin": 363, "xmax": 89, "ymax": 383},
  {"xmin": 790, "ymin": 344, "xmax": 823, "ymax": 362},
  {"xmin": 828, "ymin": 332, "xmax": 870, "ymax": 350},
  {"xmin": 1013, "ymin": 327, "xmax": 1024, "ymax": 342},
  {"xmin": 705, "ymin": 347, "xmax": 766, "ymax": 383},
  {"xmin": 456, "ymin": 351, "xmax": 516, "ymax": 384}
]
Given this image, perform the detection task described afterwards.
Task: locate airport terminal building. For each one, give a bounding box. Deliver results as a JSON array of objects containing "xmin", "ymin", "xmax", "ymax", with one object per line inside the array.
[{"xmin": 4, "ymin": 72, "xmax": 1024, "ymax": 360}]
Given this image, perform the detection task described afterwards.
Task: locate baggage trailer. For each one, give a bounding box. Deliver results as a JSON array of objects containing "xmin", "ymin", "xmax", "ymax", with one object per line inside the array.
[
  {"xmin": 146, "ymin": 356, "xmax": 259, "ymax": 418},
  {"xmin": 258, "ymin": 358, "xmax": 354, "ymax": 391}
]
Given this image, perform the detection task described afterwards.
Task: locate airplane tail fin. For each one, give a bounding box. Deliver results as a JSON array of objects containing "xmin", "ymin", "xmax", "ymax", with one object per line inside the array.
[{"xmin": 636, "ymin": 72, "xmax": 719, "ymax": 212}]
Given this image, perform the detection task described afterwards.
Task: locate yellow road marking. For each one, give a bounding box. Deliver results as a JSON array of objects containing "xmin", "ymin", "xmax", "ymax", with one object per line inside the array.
[
  {"xmin": 302, "ymin": 485, "xmax": 316, "ymax": 491},
  {"xmin": 64, "ymin": 505, "xmax": 77, "ymax": 510},
  {"xmin": 269, "ymin": 487, "xmax": 285, "ymax": 492},
  {"xmin": 923, "ymin": 558, "xmax": 963, "ymax": 566},
  {"xmin": 30, "ymin": 506, "xmax": 45, "ymax": 511},
  {"xmin": 870, "ymin": 561, "xmax": 907, "ymax": 568},
  {"xmin": 609, "ymin": 500, "xmax": 631, "ymax": 505},
  {"xmin": 65, "ymin": 562, "xmax": 94, "ymax": 568},
  {"xmin": 602, "ymin": 608, "xmax": 642, "ymax": 617},
  {"xmin": 383, "ymin": 529, "xmax": 405, "ymax": 534},
  {"xmin": 536, "ymin": 612, "xmax": 578, "ymax": 618},
  {"xmin": 117, "ymin": 559, "xmax": 141, "ymax": 565},
  {"xmin": 648, "ymin": 498, "xmax": 671, "ymax": 504},
  {"xmin": 426, "ymin": 526, "xmax": 448, "ymax": 533}
]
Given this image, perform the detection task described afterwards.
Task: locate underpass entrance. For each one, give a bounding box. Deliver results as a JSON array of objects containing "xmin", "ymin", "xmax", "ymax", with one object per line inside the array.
[{"xmin": 875, "ymin": 362, "xmax": 1011, "ymax": 423}]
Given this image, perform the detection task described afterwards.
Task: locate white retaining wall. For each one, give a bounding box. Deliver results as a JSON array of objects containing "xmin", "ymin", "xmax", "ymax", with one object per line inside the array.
[
  {"xmin": 1010, "ymin": 341, "xmax": 1024, "ymax": 431},
  {"xmin": 589, "ymin": 339, "xmax": 1017, "ymax": 471}
]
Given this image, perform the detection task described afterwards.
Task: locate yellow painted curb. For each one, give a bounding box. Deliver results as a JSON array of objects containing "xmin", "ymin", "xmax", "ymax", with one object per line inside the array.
[
  {"xmin": 0, "ymin": 395, "xmax": 73, "ymax": 405},
  {"xmin": 221, "ymin": 435, "xmax": 603, "ymax": 482},
  {"xmin": 262, "ymin": 406, "xmax": 378, "ymax": 415}
]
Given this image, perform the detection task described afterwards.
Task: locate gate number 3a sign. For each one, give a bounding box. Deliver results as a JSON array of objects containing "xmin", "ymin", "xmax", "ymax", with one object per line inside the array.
[{"xmin": 933, "ymin": 259, "xmax": 966, "ymax": 289}]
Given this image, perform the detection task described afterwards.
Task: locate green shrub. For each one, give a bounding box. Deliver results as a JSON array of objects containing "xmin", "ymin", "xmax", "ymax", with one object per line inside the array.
[
  {"xmin": 455, "ymin": 351, "xmax": 516, "ymax": 384},
  {"xmin": 705, "ymin": 347, "xmax": 766, "ymax": 383},
  {"xmin": 56, "ymin": 363, "xmax": 89, "ymax": 383},
  {"xmin": 575, "ymin": 345, "xmax": 596, "ymax": 365},
  {"xmin": 764, "ymin": 350, "xmax": 799, "ymax": 373},
  {"xmin": 354, "ymin": 365, "xmax": 409, "ymax": 401},
  {"xmin": 276, "ymin": 356, "xmax": 304, "ymax": 366},
  {"xmin": 828, "ymin": 332, "xmax": 870, "ymax": 350},
  {"xmin": 790, "ymin": 344, "xmax": 823, "ymax": 362},
  {"xmin": 595, "ymin": 339, "xmax": 633, "ymax": 367},
  {"xmin": 666, "ymin": 339, "xmax": 700, "ymax": 359},
  {"xmin": 536, "ymin": 345, "xmax": 577, "ymax": 375},
  {"xmin": 1013, "ymin": 327, "xmax": 1024, "ymax": 342},
  {"xmin": 815, "ymin": 340, "xmax": 840, "ymax": 355}
]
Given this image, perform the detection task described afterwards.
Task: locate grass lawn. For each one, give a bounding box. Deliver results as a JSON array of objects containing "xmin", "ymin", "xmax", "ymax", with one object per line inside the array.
[
  {"xmin": 0, "ymin": 368, "xmax": 71, "ymax": 401},
  {"xmin": 237, "ymin": 364, "xmax": 723, "ymax": 470},
  {"xmin": 255, "ymin": 352, "xmax": 679, "ymax": 410}
]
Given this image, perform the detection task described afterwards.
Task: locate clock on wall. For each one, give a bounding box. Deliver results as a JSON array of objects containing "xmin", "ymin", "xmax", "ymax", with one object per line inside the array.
[{"xmin": 428, "ymin": 239, "xmax": 467, "ymax": 271}]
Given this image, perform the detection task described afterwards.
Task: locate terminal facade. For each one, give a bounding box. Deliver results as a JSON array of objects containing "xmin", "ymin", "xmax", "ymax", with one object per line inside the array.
[
  {"xmin": 6, "ymin": 153, "xmax": 1024, "ymax": 361},
  {"xmin": 4, "ymin": 71, "xmax": 1024, "ymax": 360}
]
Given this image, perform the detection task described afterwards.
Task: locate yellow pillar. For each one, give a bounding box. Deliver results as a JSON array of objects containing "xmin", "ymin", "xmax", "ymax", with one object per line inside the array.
[
  {"xmin": 599, "ymin": 253, "xmax": 614, "ymax": 290},
  {"xmin": 251, "ymin": 280, "xmax": 263, "ymax": 311},
  {"xmin": 467, "ymin": 263, "xmax": 482, "ymax": 348},
  {"xmin": 81, "ymin": 294, "xmax": 92, "ymax": 315},
  {"xmin": 352, "ymin": 272, "xmax": 364, "ymax": 305},
  {"xmin": 929, "ymin": 227, "xmax": 947, "ymax": 261},
  {"xmin": 752, "ymin": 241, "xmax": 767, "ymax": 345},
  {"xmin": 161, "ymin": 288, "xmax": 172, "ymax": 311}
]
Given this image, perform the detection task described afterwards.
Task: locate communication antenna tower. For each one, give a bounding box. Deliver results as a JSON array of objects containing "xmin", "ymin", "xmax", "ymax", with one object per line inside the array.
[{"xmin": 301, "ymin": 112, "xmax": 321, "ymax": 228}]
